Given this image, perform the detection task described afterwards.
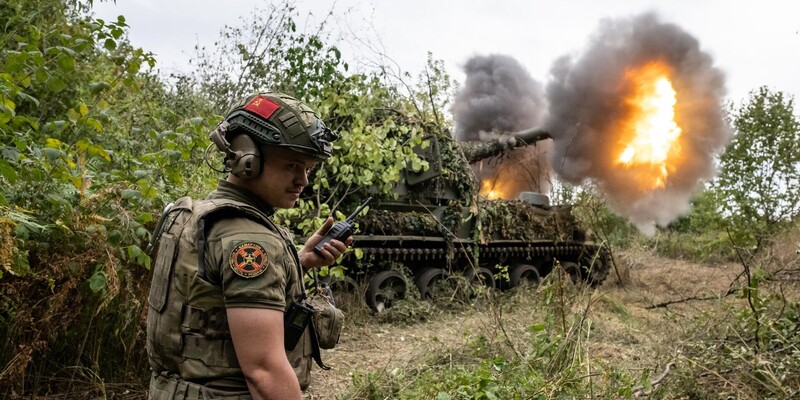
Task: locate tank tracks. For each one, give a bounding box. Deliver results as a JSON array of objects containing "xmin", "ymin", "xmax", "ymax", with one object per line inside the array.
[{"xmin": 334, "ymin": 237, "xmax": 612, "ymax": 312}]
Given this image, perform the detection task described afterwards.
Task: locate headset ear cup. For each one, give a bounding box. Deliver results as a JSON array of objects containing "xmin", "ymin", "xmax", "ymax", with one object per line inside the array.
[{"xmin": 228, "ymin": 134, "xmax": 261, "ymax": 179}]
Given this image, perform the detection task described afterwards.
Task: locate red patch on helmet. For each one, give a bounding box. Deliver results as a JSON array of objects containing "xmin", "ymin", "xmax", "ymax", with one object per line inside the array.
[
  {"xmin": 244, "ymin": 96, "xmax": 280, "ymax": 120},
  {"xmin": 229, "ymin": 242, "xmax": 268, "ymax": 278}
]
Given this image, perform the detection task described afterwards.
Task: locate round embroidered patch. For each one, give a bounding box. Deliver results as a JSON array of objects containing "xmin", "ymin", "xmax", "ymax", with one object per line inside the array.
[{"xmin": 229, "ymin": 242, "xmax": 268, "ymax": 278}]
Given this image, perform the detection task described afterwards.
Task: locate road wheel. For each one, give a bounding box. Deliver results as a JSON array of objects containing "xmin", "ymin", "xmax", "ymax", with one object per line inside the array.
[
  {"xmin": 582, "ymin": 249, "xmax": 611, "ymax": 286},
  {"xmin": 322, "ymin": 275, "xmax": 360, "ymax": 310},
  {"xmin": 463, "ymin": 267, "xmax": 496, "ymax": 290},
  {"xmin": 414, "ymin": 268, "xmax": 448, "ymax": 301},
  {"xmin": 510, "ymin": 263, "xmax": 541, "ymax": 288},
  {"xmin": 366, "ymin": 271, "xmax": 407, "ymax": 313},
  {"xmin": 560, "ymin": 261, "xmax": 581, "ymax": 284},
  {"xmin": 323, "ymin": 275, "xmax": 358, "ymax": 293}
]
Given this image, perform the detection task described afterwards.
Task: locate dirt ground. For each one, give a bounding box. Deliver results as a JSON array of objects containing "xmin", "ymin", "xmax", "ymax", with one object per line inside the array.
[{"xmin": 304, "ymin": 250, "xmax": 746, "ymax": 399}]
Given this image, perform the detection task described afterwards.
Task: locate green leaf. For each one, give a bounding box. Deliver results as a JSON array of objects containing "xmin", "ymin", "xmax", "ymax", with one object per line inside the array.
[
  {"xmin": 7, "ymin": 249, "xmax": 31, "ymax": 277},
  {"xmin": 16, "ymin": 91, "xmax": 39, "ymax": 107},
  {"xmin": 67, "ymin": 108, "xmax": 80, "ymax": 123},
  {"xmin": 127, "ymin": 245, "xmax": 142, "ymax": 259},
  {"xmin": 43, "ymin": 148, "xmax": 61, "ymax": 160},
  {"xmin": 57, "ymin": 54, "xmax": 75, "ymax": 70},
  {"xmin": 136, "ymin": 212, "xmax": 154, "ymax": 224},
  {"xmin": 104, "ymin": 38, "xmax": 116, "ymax": 50},
  {"xmin": 73, "ymin": 38, "xmax": 88, "ymax": 51},
  {"xmin": 88, "ymin": 270, "xmax": 107, "ymax": 293},
  {"xmin": 529, "ymin": 323, "xmax": 546, "ymax": 332},
  {"xmin": 89, "ymin": 82, "xmax": 111, "ymax": 94},
  {"xmin": 45, "ymin": 138, "xmax": 62, "ymax": 148},
  {"xmin": 0, "ymin": 160, "xmax": 17, "ymax": 183},
  {"xmin": 75, "ymin": 138, "xmax": 89, "ymax": 152},
  {"xmin": 47, "ymin": 77, "xmax": 66, "ymax": 92},
  {"xmin": 108, "ymin": 230, "xmax": 122, "ymax": 245},
  {"xmin": 141, "ymin": 186, "xmax": 157, "ymax": 199},
  {"xmin": 127, "ymin": 60, "xmax": 141, "ymax": 74},
  {"xmin": 86, "ymin": 118, "xmax": 103, "ymax": 132},
  {"xmin": 69, "ymin": 176, "xmax": 83, "ymax": 189},
  {"xmin": 88, "ymin": 144, "xmax": 110, "ymax": 160},
  {"xmin": 121, "ymin": 189, "xmax": 141, "ymax": 199}
]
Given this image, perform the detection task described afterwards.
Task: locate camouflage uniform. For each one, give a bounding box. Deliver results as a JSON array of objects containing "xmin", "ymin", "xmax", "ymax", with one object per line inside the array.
[{"xmin": 146, "ymin": 180, "xmax": 311, "ymax": 399}]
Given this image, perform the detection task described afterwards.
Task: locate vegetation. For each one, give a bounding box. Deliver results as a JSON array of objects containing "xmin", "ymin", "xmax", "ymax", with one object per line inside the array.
[
  {"xmin": 1, "ymin": 0, "xmax": 799, "ymax": 399},
  {"xmin": 347, "ymin": 272, "xmax": 648, "ymax": 400},
  {"xmin": 717, "ymin": 87, "xmax": 800, "ymax": 252}
]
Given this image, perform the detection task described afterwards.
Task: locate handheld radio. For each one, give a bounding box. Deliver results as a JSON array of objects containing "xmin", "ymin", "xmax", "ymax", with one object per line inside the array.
[{"xmin": 314, "ymin": 197, "xmax": 372, "ymax": 255}]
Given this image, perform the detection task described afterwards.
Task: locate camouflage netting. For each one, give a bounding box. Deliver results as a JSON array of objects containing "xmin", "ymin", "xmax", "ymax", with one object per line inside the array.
[
  {"xmin": 404, "ymin": 133, "xmax": 477, "ymax": 207},
  {"xmin": 358, "ymin": 209, "xmax": 442, "ymax": 236},
  {"xmin": 357, "ymin": 204, "xmax": 467, "ymax": 237},
  {"xmin": 476, "ymin": 198, "xmax": 563, "ymax": 243},
  {"xmin": 459, "ymin": 138, "xmax": 520, "ymax": 164}
]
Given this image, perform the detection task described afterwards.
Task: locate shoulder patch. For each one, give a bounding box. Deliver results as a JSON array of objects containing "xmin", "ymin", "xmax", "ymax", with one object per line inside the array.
[{"xmin": 229, "ymin": 241, "xmax": 268, "ymax": 278}]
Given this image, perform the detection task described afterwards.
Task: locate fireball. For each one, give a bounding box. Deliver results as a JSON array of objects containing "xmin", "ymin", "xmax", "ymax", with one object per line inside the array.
[
  {"xmin": 615, "ymin": 61, "xmax": 683, "ymax": 190},
  {"xmin": 480, "ymin": 177, "xmax": 505, "ymax": 200}
]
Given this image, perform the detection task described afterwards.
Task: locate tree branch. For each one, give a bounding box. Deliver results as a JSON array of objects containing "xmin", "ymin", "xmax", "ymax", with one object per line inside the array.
[{"xmin": 632, "ymin": 361, "xmax": 675, "ymax": 398}]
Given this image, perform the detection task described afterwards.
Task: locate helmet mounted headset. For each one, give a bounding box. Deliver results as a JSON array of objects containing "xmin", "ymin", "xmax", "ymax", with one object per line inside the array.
[{"xmin": 209, "ymin": 92, "xmax": 339, "ymax": 179}]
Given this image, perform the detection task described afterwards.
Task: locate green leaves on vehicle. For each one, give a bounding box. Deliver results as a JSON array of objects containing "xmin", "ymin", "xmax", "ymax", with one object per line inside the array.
[{"xmin": 88, "ymin": 270, "xmax": 107, "ymax": 293}]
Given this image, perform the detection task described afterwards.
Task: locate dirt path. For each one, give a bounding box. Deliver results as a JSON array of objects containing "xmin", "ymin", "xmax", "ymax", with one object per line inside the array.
[{"xmin": 305, "ymin": 251, "xmax": 744, "ymax": 399}]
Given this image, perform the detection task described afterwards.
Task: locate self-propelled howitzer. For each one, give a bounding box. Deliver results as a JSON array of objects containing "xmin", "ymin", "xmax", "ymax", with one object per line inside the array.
[{"xmin": 327, "ymin": 128, "xmax": 610, "ymax": 312}]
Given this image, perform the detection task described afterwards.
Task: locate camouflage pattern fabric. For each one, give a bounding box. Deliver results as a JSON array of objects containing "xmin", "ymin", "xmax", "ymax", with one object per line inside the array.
[
  {"xmin": 224, "ymin": 92, "xmax": 335, "ymax": 158},
  {"xmin": 146, "ymin": 180, "xmax": 312, "ymax": 398}
]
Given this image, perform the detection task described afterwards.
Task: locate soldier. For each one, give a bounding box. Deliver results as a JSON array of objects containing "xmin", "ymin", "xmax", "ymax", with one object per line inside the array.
[{"xmin": 145, "ymin": 92, "xmax": 350, "ymax": 399}]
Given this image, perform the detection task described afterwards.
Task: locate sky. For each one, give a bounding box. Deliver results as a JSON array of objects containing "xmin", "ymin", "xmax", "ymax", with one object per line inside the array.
[{"xmin": 92, "ymin": 0, "xmax": 800, "ymax": 106}]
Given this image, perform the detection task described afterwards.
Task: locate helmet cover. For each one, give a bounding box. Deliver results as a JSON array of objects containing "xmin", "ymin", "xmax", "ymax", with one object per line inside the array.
[{"xmin": 223, "ymin": 92, "xmax": 338, "ymax": 158}]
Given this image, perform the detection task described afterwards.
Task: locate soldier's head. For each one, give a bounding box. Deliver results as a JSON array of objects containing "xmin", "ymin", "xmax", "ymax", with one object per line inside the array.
[{"xmin": 209, "ymin": 92, "xmax": 338, "ymax": 208}]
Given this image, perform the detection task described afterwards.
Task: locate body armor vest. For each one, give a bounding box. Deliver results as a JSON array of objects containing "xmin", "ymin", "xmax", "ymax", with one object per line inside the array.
[{"xmin": 145, "ymin": 196, "xmax": 303, "ymax": 383}]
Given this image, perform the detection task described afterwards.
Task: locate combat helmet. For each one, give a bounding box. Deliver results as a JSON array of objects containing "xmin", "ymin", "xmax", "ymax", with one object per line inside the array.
[{"xmin": 222, "ymin": 92, "xmax": 338, "ymax": 159}]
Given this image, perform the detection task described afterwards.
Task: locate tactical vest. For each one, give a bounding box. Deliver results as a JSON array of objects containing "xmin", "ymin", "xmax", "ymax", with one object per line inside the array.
[{"xmin": 145, "ymin": 196, "xmax": 306, "ymax": 387}]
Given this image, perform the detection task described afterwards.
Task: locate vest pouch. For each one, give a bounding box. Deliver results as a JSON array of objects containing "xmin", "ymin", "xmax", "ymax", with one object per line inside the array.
[
  {"xmin": 309, "ymin": 295, "xmax": 344, "ymax": 350},
  {"xmin": 149, "ymin": 232, "xmax": 178, "ymax": 313}
]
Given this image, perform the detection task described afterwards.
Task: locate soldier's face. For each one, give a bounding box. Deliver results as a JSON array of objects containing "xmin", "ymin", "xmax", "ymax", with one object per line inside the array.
[{"xmin": 252, "ymin": 147, "xmax": 318, "ymax": 209}]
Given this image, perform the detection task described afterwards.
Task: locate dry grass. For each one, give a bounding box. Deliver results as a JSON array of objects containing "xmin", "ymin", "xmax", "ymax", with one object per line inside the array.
[{"xmin": 306, "ymin": 251, "xmax": 752, "ymax": 399}]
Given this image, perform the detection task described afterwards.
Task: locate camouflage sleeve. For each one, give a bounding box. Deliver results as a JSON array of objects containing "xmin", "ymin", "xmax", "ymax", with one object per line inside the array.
[{"xmin": 205, "ymin": 217, "xmax": 291, "ymax": 310}]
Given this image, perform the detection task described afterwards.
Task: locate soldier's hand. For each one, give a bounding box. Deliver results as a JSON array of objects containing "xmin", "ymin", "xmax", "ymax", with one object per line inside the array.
[{"xmin": 299, "ymin": 217, "xmax": 353, "ymax": 271}]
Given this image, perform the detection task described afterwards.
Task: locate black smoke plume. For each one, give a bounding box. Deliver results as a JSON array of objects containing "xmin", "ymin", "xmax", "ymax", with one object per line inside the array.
[
  {"xmin": 452, "ymin": 54, "xmax": 551, "ymax": 195},
  {"xmin": 545, "ymin": 12, "xmax": 731, "ymax": 233},
  {"xmin": 453, "ymin": 54, "xmax": 547, "ymax": 140}
]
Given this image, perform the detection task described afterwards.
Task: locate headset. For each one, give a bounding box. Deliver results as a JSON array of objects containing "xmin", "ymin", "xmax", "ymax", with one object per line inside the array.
[{"xmin": 208, "ymin": 121, "xmax": 262, "ymax": 179}]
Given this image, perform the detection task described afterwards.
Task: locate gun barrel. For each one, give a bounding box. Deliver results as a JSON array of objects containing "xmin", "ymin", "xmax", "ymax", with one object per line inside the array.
[
  {"xmin": 346, "ymin": 196, "xmax": 372, "ymax": 221},
  {"xmin": 513, "ymin": 127, "xmax": 551, "ymax": 144},
  {"xmin": 459, "ymin": 127, "xmax": 552, "ymax": 163}
]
